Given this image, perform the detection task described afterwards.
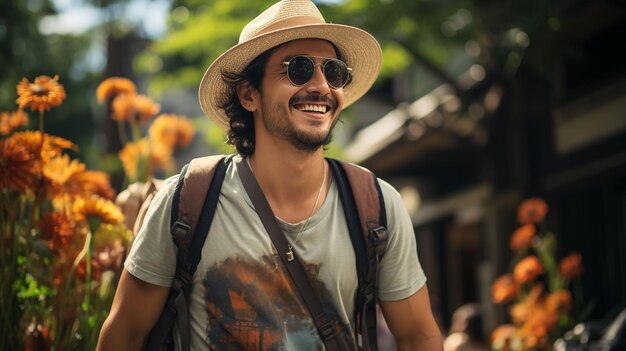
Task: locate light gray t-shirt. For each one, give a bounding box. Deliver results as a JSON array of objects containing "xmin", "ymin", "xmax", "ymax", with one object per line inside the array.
[{"xmin": 125, "ymin": 156, "xmax": 426, "ymax": 350}]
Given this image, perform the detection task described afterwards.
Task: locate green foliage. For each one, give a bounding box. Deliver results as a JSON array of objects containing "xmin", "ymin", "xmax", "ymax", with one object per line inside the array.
[
  {"xmin": 0, "ymin": 1, "xmax": 100, "ymax": 163},
  {"xmin": 137, "ymin": 1, "xmax": 275, "ymax": 97},
  {"xmin": 379, "ymin": 43, "xmax": 412, "ymax": 81}
]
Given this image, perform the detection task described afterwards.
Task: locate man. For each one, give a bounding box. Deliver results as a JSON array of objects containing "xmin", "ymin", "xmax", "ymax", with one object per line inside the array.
[{"xmin": 97, "ymin": 0, "xmax": 443, "ymax": 350}]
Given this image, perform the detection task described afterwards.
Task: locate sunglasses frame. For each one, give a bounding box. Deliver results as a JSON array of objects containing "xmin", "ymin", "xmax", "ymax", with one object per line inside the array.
[{"xmin": 281, "ymin": 55, "xmax": 352, "ymax": 89}]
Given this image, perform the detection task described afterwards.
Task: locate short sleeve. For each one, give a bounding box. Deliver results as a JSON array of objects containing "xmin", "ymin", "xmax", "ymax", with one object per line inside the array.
[
  {"xmin": 376, "ymin": 179, "xmax": 427, "ymax": 301},
  {"xmin": 124, "ymin": 175, "xmax": 179, "ymax": 287}
]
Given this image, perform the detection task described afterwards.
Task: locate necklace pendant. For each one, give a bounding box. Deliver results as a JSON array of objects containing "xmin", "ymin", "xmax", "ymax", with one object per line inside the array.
[{"xmin": 286, "ymin": 249, "xmax": 295, "ymax": 262}]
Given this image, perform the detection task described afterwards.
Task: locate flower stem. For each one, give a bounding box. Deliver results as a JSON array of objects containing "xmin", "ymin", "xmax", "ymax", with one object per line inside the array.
[
  {"xmin": 55, "ymin": 230, "xmax": 90, "ymax": 351},
  {"xmin": 85, "ymin": 231, "xmax": 93, "ymax": 310},
  {"xmin": 39, "ymin": 110, "xmax": 44, "ymax": 133},
  {"xmin": 117, "ymin": 120, "xmax": 128, "ymax": 145},
  {"xmin": 131, "ymin": 119, "xmax": 141, "ymax": 143}
]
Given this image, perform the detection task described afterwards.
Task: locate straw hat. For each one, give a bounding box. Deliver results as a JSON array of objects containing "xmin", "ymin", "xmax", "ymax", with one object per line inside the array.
[{"xmin": 198, "ymin": 0, "xmax": 382, "ymax": 130}]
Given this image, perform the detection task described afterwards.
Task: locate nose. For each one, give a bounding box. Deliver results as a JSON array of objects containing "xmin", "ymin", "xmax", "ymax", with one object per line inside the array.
[{"xmin": 305, "ymin": 64, "xmax": 331, "ymax": 95}]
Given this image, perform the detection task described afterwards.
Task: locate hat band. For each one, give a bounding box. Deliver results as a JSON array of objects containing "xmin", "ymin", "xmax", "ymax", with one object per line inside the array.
[{"xmin": 246, "ymin": 15, "xmax": 326, "ymax": 41}]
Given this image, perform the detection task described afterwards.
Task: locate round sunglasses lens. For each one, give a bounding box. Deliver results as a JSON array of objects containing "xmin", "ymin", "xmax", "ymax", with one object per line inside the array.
[
  {"xmin": 324, "ymin": 60, "xmax": 348, "ymax": 88},
  {"xmin": 288, "ymin": 56, "xmax": 314, "ymax": 85}
]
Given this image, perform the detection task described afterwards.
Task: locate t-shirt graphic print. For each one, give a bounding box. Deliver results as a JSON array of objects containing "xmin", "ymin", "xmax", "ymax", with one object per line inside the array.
[{"xmin": 202, "ymin": 255, "xmax": 353, "ymax": 350}]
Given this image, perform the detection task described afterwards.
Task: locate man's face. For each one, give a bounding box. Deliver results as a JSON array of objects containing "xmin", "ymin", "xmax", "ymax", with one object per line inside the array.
[{"xmin": 254, "ymin": 39, "xmax": 345, "ymax": 152}]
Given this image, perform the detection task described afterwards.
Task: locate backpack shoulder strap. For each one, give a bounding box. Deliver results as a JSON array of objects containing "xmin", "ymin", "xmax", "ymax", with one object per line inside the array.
[
  {"xmin": 171, "ymin": 155, "xmax": 232, "ymax": 274},
  {"xmin": 145, "ymin": 154, "xmax": 232, "ymax": 351},
  {"xmin": 327, "ymin": 158, "xmax": 388, "ymax": 351}
]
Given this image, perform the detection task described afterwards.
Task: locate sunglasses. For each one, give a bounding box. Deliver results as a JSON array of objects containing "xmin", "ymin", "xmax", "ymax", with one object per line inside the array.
[{"xmin": 281, "ymin": 55, "xmax": 352, "ymax": 89}]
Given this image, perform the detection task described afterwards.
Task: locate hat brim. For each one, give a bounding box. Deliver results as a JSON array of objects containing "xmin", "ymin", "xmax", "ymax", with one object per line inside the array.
[{"xmin": 198, "ymin": 23, "xmax": 382, "ymax": 130}]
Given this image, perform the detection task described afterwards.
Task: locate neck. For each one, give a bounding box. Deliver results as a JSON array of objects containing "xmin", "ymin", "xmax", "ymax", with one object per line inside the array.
[{"xmin": 248, "ymin": 142, "xmax": 328, "ymax": 223}]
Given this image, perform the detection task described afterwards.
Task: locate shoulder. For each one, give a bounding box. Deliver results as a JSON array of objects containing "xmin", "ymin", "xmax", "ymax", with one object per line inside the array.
[{"xmin": 152, "ymin": 174, "xmax": 180, "ymax": 203}]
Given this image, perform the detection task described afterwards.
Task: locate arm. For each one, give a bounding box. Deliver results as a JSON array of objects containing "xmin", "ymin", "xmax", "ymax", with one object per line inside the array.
[
  {"xmin": 379, "ymin": 285, "xmax": 443, "ymax": 351},
  {"xmin": 96, "ymin": 269, "xmax": 170, "ymax": 351}
]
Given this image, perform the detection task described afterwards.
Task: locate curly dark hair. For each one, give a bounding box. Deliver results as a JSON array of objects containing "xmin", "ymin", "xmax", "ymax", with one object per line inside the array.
[
  {"xmin": 218, "ymin": 42, "xmax": 350, "ymax": 156},
  {"xmin": 219, "ymin": 48, "xmax": 275, "ymax": 156}
]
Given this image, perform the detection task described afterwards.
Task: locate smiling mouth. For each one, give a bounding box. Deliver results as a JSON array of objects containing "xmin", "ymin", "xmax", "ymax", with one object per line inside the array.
[{"xmin": 294, "ymin": 103, "xmax": 329, "ymax": 114}]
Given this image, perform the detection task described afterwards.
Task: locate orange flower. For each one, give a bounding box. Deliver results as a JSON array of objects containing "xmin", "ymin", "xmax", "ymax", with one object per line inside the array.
[
  {"xmin": 118, "ymin": 140, "xmax": 146, "ymax": 181},
  {"xmin": 43, "ymin": 155, "xmax": 116, "ymax": 200},
  {"xmin": 518, "ymin": 308, "xmax": 555, "ymax": 349},
  {"xmin": 96, "ymin": 77, "xmax": 136, "ymax": 103},
  {"xmin": 546, "ymin": 290, "xmax": 572, "ymax": 313},
  {"xmin": 119, "ymin": 139, "xmax": 173, "ymax": 181},
  {"xmin": 111, "ymin": 93, "xmax": 136, "ymax": 122},
  {"xmin": 72, "ymin": 171, "xmax": 116, "ymax": 200},
  {"xmin": 16, "ymin": 75, "xmax": 67, "ymax": 113},
  {"xmin": 10, "ymin": 131, "xmax": 76, "ymax": 163},
  {"xmin": 111, "ymin": 93, "xmax": 160, "ymax": 124},
  {"xmin": 43, "ymin": 154, "xmax": 86, "ymax": 197},
  {"xmin": 133, "ymin": 94, "xmax": 161, "ymax": 124},
  {"xmin": 510, "ymin": 224, "xmax": 535, "ymax": 252},
  {"xmin": 559, "ymin": 253, "xmax": 583, "ymax": 279},
  {"xmin": 513, "ymin": 255, "xmax": 543, "ymax": 284},
  {"xmin": 509, "ymin": 284, "xmax": 543, "ymax": 324},
  {"xmin": 40, "ymin": 211, "xmax": 76, "ymax": 254},
  {"xmin": 0, "ymin": 137, "xmax": 38, "ymax": 193},
  {"xmin": 517, "ymin": 198, "xmax": 548, "ymax": 224},
  {"xmin": 490, "ymin": 324, "xmax": 516, "ymax": 351},
  {"xmin": 150, "ymin": 141, "xmax": 174, "ymax": 172},
  {"xmin": 0, "ymin": 110, "xmax": 29, "ymax": 135},
  {"xmin": 73, "ymin": 196, "xmax": 124, "ymax": 225},
  {"xmin": 148, "ymin": 114, "xmax": 196, "ymax": 149},
  {"xmin": 491, "ymin": 274, "xmax": 518, "ymax": 304}
]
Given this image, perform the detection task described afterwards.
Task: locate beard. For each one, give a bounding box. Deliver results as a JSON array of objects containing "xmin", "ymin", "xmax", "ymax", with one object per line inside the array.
[{"xmin": 260, "ymin": 98, "xmax": 338, "ymax": 152}]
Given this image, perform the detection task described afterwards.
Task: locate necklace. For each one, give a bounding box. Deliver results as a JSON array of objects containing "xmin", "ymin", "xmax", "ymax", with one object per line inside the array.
[{"xmin": 286, "ymin": 161, "xmax": 327, "ymax": 262}]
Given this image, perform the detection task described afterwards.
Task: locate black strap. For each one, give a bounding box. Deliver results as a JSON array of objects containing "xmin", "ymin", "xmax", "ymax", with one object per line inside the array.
[
  {"xmin": 236, "ymin": 158, "xmax": 344, "ymax": 351},
  {"xmin": 327, "ymin": 160, "xmax": 368, "ymax": 288},
  {"xmin": 144, "ymin": 156, "xmax": 230, "ymax": 351},
  {"xmin": 328, "ymin": 159, "xmax": 385, "ymax": 351}
]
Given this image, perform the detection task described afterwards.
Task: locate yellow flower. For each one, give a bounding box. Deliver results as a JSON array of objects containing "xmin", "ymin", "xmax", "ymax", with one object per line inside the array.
[
  {"xmin": 517, "ymin": 198, "xmax": 548, "ymax": 224},
  {"xmin": 0, "ymin": 136, "xmax": 38, "ymax": 193},
  {"xmin": 96, "ymin": 77, "xmax": 136, "ymax": 103},
  {"xmin": 73, "ymin": 196, "xmax": 124, "ymax": 225},
  {"xmin": 148, "ymin": 114, "xmax": 196, "ymax": 149},
  {"xmin": 513, "ymin": 255, "xmax": 543, "ymax": 284},
  {"xmin": 43, "ymin": 154, "xmax": 86, "ymax": 196},
  {"xmin": 0, "ymin": 110, "xmax": 29, "ymax": 135},
  {"xmin": 509, "ymin": 224, "xmax": 535, "ymax": 252},
  {"xmin": 16, "ymin": 75, "xmax": 67, "ymax": 113}
]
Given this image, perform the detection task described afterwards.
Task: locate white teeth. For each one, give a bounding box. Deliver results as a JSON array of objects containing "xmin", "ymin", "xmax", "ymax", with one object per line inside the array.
[{"xmin": 297, "ymin": 104, "xmax": 327, "ymax": 113}]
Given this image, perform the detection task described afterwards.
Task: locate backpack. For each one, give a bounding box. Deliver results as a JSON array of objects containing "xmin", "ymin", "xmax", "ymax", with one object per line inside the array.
[{"xmin": 115, "ymin": 154, "xmax": 388, "ymax": 351}]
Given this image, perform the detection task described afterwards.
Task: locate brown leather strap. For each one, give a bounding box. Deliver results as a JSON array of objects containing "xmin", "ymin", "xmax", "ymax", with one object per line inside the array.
[{"xmin": 236, "ymin": 158, "xmax": 344, "ymax": 351}]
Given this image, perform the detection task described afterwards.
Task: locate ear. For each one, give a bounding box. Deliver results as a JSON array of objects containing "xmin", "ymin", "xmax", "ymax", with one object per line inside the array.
[{"xmin": 236, "ymin": 82, "xmax": 258, "ymax": 112}]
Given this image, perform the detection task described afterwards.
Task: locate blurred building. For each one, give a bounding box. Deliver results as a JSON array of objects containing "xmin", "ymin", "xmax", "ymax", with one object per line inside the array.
[{"xmin": 345, "ymin": 0, "xmax": 626, "ymax": 334}]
